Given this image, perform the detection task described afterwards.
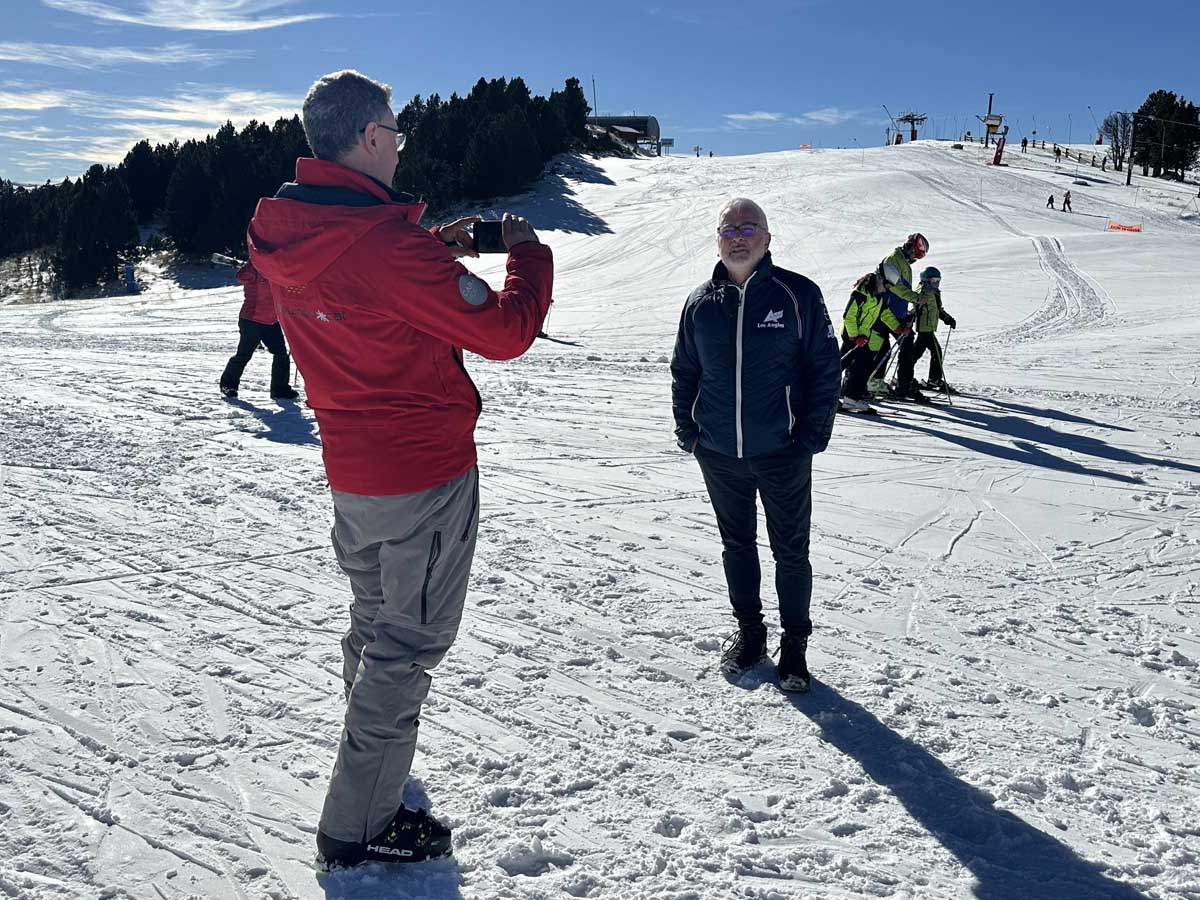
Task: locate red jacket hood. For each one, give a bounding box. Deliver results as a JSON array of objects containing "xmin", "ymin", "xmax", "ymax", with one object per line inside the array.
[{"xmin": 247, "ymin": 158, "xmax": 427, "ymax": 286}]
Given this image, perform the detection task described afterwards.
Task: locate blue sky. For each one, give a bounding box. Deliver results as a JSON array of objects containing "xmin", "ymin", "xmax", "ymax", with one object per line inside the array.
[{"xmin": 1, "ymin": 0, "xmax": 1197, "ymax": 184}]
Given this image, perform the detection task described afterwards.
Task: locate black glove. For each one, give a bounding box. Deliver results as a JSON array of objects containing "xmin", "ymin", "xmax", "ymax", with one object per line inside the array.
[{"xmin": 943, "ymin": 313, "xmax": 957, "ymax": 330}]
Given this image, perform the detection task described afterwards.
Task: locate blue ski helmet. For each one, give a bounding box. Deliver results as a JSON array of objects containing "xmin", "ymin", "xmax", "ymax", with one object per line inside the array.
[{"xmin": 919, "ymin": 266, "xmax": 941, "ymax": 285}]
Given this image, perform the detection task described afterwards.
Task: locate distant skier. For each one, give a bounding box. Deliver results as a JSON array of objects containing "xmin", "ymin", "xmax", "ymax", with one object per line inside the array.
[
  {"xmin": 839, "ymin": 271, "xmax": 900, "ymax": 413},
  {"xmin": 671, "ymin": 197, "xmax": 841, "ymax": 693},
  {"xmin": 1021, "ymin": 136, "xmax": 1028, "ymax": 153},
  {"xmin": 219, "ymin": 260, "xmax": 299, "ymax": 400},
  {"xmin": 895, "ymin": 266, "xmax": 956, "ymax": 401},
  {"xmin": 1062, "ymin": 190, "xmax": 1072, "ymax": 212},
  {"xmin": 871, "ymin": 233, "xmax": 928, "ymax": 396},
  {"xmin": 1054, "ymin": 145, "xmax": 1061, "ymax": 162},
  {"xmin": 1047, "ymin": 194, "xmax": 1055, "ymax": 209}
]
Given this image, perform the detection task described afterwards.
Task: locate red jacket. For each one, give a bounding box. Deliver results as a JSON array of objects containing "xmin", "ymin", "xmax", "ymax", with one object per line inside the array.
[
  {"xmin": 247, "ymin": 158, "xmax": 553, "ymax": 496},
  {"xmin": 235, "ymin": 261, "xmax": 277, "ymax": 324}
]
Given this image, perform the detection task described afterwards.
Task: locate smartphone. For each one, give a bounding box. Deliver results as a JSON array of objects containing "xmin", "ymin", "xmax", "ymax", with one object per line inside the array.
[{"xmin": 472, "ymin": 220, "xmax": 506, "ymax": 254}]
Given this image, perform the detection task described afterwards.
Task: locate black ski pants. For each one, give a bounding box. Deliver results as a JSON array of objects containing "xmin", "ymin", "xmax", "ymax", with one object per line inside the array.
[
  {"xmin": 896, "ymin": 331, "xmax": 943, "ymax": 392},
  {"xmin": 840, "ymin": 339, "xmax": 877, "ymax": 401},
  {"xmin": 221, "ymin": 318, "xmax": 291, "ymax": 393},
  {"xmin": 694, "ymin": 443, "xmax": 814, "ymax": 637}
]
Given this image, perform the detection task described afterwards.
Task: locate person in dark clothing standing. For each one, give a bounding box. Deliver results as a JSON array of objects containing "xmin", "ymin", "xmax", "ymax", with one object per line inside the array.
[
  {"xmin": 671, "ymin": 198, "xmax": 841, "ymax": 692},
  {"xmin": 219, "ymin": 260, "xmax": 299, "ymax": 400}
]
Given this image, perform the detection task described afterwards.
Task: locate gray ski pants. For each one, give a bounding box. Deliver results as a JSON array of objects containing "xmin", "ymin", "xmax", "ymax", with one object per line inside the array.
[{"xmin": 318, "ymin": 466, "xmax": 479, "ymax": 843}]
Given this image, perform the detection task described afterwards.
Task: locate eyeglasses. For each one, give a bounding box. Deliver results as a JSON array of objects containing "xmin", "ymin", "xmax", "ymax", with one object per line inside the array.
[
  {"xmin": 717, "ymin": 223, "xmax": 766, "ymax": 239},
  {"xmin": 363, "ymin": 121, "xmax": 406, "ymax": 151}
]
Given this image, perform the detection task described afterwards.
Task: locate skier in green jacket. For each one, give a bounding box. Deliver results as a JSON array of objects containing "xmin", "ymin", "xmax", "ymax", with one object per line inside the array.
[
  {"xmin": 895, "ymin": 266, "xmax": 956, "ymax": 401},
  {"xmin": 840, "ymin": 271, "xmax": 903, "ymax": 413},
  {"xmin": 869, "ymin": 233, "xmax": 928, "ymax": 397}
]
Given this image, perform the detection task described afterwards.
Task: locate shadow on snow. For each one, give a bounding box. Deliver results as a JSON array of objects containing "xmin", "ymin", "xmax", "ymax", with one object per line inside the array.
[
  {"xmin": 790, "ymin": 683, "xmax": 1150, "ymax": 900},
  {"xmin": 226, "ymin": 397, "xmax": 319, "ymax": 446},
  {"xmin": 474, "ymin": 155, "xmax": 614, "ymax": 237},
  {"xmin": 876, "ymin": 399, "xmax": 1200, "ymax": 484}
]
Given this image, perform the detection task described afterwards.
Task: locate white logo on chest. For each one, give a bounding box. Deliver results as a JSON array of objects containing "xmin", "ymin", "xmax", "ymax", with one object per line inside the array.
[{"xmin": 758, "ymin": 309, "xmax": 785, "ymax": 329}]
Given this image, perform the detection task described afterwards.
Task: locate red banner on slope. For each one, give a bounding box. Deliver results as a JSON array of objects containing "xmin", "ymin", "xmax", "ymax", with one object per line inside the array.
[{"xmin": 1106, "ymin": 221, "xmax": 1143, "ymax": 232}]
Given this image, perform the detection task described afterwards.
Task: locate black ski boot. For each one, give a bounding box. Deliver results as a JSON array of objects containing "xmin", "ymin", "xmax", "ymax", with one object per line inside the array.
[
  {"xmin": 777, "ymin": 633, "xmax": 811, "ymax": 693},
  {"xmin": 720, "ymin": 622, "xmax": 768, "ymax": 676},
  {"xmin": 220, "ymin": 382, "xmax": 238, "ymax": 399},
  {"xmin": 271, "ymin": 386, "xmax": 300, "ymax": 400},
  {"xmin": 927, "ymin": 379, "xmax": 958, "ymax": 396},
  {"xmin": 316, "ymin": 806, "xmax": 452, "ymax": 869}
]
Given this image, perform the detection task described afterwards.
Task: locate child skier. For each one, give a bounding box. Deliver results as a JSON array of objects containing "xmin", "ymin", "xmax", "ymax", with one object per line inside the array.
[
  {"xmin": 839, "ymin": 271, "xmax": 902, "ymax": 413},
  {"xmin": 894, "ymin": 266, "xmax": 956, "ymax": 401}
]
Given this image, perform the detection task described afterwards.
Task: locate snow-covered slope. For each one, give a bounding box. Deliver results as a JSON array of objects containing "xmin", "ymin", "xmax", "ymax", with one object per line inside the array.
[{"xmin": 1, "ymin": 142, "xmax": 1198, "ymax": 900}]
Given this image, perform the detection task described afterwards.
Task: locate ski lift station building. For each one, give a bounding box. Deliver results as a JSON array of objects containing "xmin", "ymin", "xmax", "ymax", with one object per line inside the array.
[{"xmin": 585, "ymin": 116, "xmax": 663, "ymax": 155}]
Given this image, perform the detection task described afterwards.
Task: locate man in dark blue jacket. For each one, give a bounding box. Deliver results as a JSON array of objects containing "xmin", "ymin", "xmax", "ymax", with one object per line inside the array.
[{"xmin": 671, "ymin": 198, "xmax": 841, "ymax": 692}]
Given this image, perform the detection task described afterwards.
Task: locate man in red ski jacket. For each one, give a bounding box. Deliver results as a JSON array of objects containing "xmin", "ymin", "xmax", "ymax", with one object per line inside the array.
[
  {"xmin": 247, "ymin": 70, "xmax": 553, "ymax": 868},
  {"xmin": 218, "ymin": 259, "xmax": 298, "ymax": 400}
]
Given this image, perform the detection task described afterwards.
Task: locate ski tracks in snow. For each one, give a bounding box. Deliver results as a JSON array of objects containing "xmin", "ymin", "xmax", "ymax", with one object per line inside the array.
[
  {"xmin": 2, "ymin": 152, "xmax": 1199, "ymax": 900},
  {"xmin": 910, "ymin": 160, "xmax": 1118, "ymax": 347}
]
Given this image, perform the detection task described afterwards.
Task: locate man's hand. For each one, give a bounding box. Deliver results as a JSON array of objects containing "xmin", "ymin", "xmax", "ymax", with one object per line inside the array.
[
  {"xmin": 438, "ymin": 215, "xmax": 480, "ymax": 259},
  {"xmin": 853, "ymin": 336, "xmax": 868, "ymax": 347},
  {"xmin": 895, "ymin": 324, "xmax": 912, "ymax": 335},
  {"xmin": 943, "ymin": 313, "xmax": 957, "ymax": 329},
  {"xmin": 502, "ymin": 212, "xmax": 539, "ymax": 250}
]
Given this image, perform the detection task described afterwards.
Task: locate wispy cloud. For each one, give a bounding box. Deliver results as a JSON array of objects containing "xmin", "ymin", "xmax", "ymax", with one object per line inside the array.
[
  {"xmin": 0, "ymin": 83, "xmax": 303, "ymax": 175},
  {"xmin": 0, "ymin": 41, "xmax": 247, "ymax": 70},
  {"xmin": 0, "ymin": 88, "xmax": 85, "ymax": 111},
  {"xmin": 723, "ymin": 107, "xmax": 870, "ymax": 129},
  {"xmin": 725, "ymin": 111, "xmax": 792, "ymax": 125},
  {"xmin": 0, "ymin": 126, "xmax": 78, "ymax": 144},
  {"xmin": 794, "ymin": 106, "xmax": 858, "ymax": 126},
  {"xmin": 42, "ymin": 0, "xmax": 333, "ymax": 32}
]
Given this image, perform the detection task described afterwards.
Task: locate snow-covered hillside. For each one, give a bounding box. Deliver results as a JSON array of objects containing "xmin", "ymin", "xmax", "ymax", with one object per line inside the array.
[{"xmin": 2, "ymin": 141, "xmax": 1198, "ymax": 900}]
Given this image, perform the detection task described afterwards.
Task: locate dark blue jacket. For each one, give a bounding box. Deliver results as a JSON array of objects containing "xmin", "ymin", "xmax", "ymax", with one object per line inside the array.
[{"xmin": 671, "ymin": 254, "xmax": 841, "ymax": 459}]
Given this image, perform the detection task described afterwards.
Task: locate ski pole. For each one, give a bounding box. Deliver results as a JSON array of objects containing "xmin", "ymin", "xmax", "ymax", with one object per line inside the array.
[
  {"xmin": 871, "ymin": 328, "xmax": 910, "ymax": 379},
  {"xmin": 937, "ymin": 329, "xmax": 954, "ymax": 405}
]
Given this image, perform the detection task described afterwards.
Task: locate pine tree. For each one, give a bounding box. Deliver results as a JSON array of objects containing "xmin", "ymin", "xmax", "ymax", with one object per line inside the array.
[
  {"xmin": 120, "ymin": 140, "xmax": 159, "ymax": 224},
  {"xmin": 164, "ymin": 141, "xmax": 216, "ymax": 253},
  {"xmin": 54, "ymin": 165, "xmax": 137, "ymax": 289}
]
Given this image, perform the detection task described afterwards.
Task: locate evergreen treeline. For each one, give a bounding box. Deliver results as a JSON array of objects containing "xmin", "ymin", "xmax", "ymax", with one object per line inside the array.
[
  {"xmin": 1130, "ymin": 90, "xmax": 1200, "ymax": 180},
  {"xmin": 0, "ymin": 75, "xmax": 591, "ymax": 291}
]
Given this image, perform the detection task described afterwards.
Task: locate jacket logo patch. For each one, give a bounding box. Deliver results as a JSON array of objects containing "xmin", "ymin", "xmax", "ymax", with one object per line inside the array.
[
  {"xmin": 458, "ymin": 273, "xmax": 488, "ymax": 307},
  {"xmin": 281, "ymin": 305, "xmax": 345, "ymax": 322},
  {"xmin": 758, "ymin": 309, "xmax": 785, "ymax": 329}
]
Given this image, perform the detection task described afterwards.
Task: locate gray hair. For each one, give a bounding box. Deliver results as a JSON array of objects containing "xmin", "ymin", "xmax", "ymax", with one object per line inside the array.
[
  {"xmin": 302, "ymin": 70, "xmax": 393, "ymax": 162},
  {"xmin": 718, "ymin": 198, "xmax": 769, "ymax": 231}
]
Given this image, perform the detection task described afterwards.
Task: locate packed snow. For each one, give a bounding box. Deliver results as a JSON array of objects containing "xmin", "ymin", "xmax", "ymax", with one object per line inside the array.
[{"xmin": 1, "ymin": 140, "xmax": 1198, "ymax": 900}]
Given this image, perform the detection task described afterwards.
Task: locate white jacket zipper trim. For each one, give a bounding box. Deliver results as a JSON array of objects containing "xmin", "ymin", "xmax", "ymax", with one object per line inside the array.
[{"xmin": 734, "ymin": 273, "xmax": 755, "ymax": 458}]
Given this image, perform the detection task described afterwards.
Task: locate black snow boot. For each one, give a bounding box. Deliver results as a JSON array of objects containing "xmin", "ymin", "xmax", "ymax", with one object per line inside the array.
[
  {"xmin": 720, "ymin": 622, "xmax": 768, "ymax": 676},
  {"xmin": 899, "ymin": 386, "xmax": 932, "ymax": 404},
  {"xmin": 317, "ymin": 806, "xmax": 452, "ymax": 869},
  {"xmin": 220, "ymin": 381, "xmax": 238, "ymax": 399},
  {"xmin": 271, "ymin": 386, "xmax": 300, "ymax": 400},
  {"xmin": 777, "ymin": 633, "xmax": 811, "ymax": 693}
]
